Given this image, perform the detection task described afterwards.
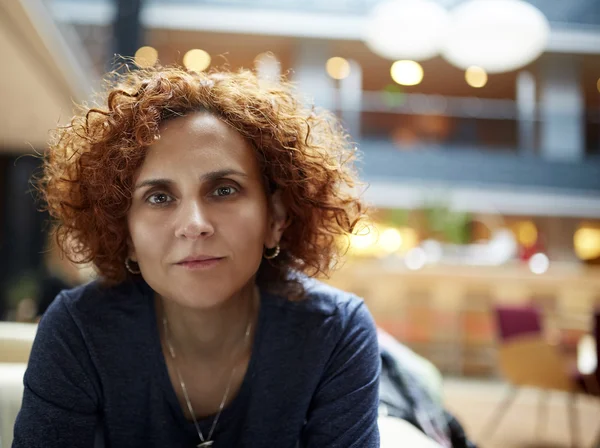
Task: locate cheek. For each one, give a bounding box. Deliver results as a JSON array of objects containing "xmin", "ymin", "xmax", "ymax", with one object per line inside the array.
[
  {"xmin": 226, "ymin": 222, "xmax": 266, "ymax": 283},
  {"xmin": 128, "ymin": 211, "xmax": 169, "ymax": 261},
  {"xmin": 224, "ymin": 203, "xmax": 269, "ymax": 253}
]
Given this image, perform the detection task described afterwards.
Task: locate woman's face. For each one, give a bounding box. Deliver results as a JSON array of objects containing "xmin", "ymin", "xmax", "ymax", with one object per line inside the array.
[{"xmin": 127, "ymin": 111, "xmax": 284, "ymax": 309}]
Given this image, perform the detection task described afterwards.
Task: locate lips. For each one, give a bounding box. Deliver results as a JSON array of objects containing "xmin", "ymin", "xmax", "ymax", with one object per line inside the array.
[
  {"xmin": 175, "ymin": 255, "xmax": 224, "ymax": 270},
  {"xmin": 176, "ymin": 255, "xmax": 222, "ymax": 264}
]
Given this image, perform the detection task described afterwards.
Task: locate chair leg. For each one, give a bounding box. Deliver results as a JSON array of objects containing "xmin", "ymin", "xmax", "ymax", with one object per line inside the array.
[
  {"xmin": 582, "ymin": 373, "xmax": 600, "ymax": 396},
  {"xmin": 536, "ymin": 391, "xmax": 548, "ymax": 439},
  {"xmin": 591, "ymin": 423, "xmax": 600, "ymax": 448},
  {"xmin": 478, "ymin": 386, "xmax": 519, "ymax": 443},
  {"xmin": 567, "ymin": 392, "xmax": 580, "ymax": 448}
]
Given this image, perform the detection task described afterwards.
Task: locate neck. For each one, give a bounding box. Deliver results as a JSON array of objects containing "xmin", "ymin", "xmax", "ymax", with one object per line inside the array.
[{"xmin": 157, "ymin": 281, "xmax": 258, "ymax": 361}]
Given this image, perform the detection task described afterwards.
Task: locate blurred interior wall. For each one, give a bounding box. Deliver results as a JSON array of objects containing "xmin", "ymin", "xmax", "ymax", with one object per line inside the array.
[
  {"xmin": 0, "ymin": 155, "xmax": 48, "ymax": 317},
  {"xmin": 113, "ymin": 0, "xmax": 143, "ymax": 67}
]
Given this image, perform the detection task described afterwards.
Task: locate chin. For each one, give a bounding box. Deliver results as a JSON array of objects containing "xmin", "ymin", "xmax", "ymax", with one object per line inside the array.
[
  {"xmin": 173, "ymin": 279, "xmax": 233, "ymax": 309},
  {"xmin": 145, "ymin": 274, "xmax": 224, "ymax": 309},
  {"xmin": 167, "ymin": 285, "xmax": 230, "ymax": 309}
]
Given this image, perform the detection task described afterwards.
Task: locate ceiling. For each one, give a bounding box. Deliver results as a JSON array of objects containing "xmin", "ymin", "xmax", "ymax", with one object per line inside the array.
[
  {"xmin": 442, "ymin": 0, "xmax": 600, "ymax": 27},
  {"xmin": 142, "ymin": 0, "xmax": 600, "ymax": 27},
  {"xmin": 76, "ymin": 27, "xmax": 596, "ymax": 104}
]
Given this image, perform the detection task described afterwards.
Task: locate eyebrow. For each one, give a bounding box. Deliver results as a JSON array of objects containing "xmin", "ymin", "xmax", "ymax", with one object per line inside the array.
[{"xmin": 134, "ymin": 169, "xmax": 248, "ymax": 190}]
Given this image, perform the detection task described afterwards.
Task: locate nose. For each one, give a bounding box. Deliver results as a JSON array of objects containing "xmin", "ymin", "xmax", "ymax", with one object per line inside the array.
[{"xmin": 174, "ymin": 200, "xmax": 214, "ymax": 239}]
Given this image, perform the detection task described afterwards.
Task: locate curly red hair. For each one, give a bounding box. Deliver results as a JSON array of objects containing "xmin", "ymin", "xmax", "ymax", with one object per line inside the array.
[{"xmin": 40, "ymin": 66, "xmax": 365, "ymax": 297}]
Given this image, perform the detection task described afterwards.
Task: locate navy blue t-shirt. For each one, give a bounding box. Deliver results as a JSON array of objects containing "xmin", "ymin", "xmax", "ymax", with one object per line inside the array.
[{"xmin": 13, "ymin": 276, "xmax": 380, "ymax": 447}]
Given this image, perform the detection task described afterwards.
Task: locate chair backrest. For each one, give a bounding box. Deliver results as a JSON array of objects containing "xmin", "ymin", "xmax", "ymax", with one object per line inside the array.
[{"xmin": 494, "ymin": 305, "xmax": 542, "ymax": 342}]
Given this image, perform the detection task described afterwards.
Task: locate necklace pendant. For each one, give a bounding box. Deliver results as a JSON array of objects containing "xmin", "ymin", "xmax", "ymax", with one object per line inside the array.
[{"xmin": 197, "ymin": 442, "xmax": 214, "ymax": 448}]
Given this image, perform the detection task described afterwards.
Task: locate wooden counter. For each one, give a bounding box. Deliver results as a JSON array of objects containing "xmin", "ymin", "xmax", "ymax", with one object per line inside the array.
[{"xmin": 324, "ymin": 259, "xmax": 600, "ymax": 376}]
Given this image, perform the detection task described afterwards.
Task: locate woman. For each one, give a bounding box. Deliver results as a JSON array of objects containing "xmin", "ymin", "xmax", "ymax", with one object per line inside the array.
[{"xmin": 13, "ymin": 66, "xmax": 380, "ymax": 447}]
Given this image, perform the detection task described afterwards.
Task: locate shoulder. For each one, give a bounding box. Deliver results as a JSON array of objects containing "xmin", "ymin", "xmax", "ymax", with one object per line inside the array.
[
  {"xmin": 273, "ymin": 276, "xmax": 364, "ymax": 312},
  {"xmin": 265, "ymin": 276, "xmax": 374, "ymax": 333},
  {"xmin": 304, "ymin": 277, "xmax": 369, "ymax": 321},
  {"xmin": 59, "ymin": 276, "xmax": 144, "ymax": 304},
  {"xmin": 42, "ymin": 276, "xmax": 150, "ymax": 332}
]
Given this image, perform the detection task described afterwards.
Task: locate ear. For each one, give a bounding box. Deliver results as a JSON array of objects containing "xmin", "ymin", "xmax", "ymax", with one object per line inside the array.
[{"xmin": 265, "ymin": 190, "xmax": 289, "ymax": 248}]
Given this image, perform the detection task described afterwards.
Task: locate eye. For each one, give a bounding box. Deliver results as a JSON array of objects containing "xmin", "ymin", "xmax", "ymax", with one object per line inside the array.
[
  {"xmin": 146, "ymin": 192, "xmax": 173, "ymax": 205},
  {"xmin": 213, "ymin": 185, "xmax": 238, "ymax": 197}
]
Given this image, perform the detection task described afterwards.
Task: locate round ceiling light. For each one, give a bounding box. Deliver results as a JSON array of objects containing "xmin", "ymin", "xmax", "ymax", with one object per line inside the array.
[
  {"xmin": 364, "ymin": 0, "xmax": 450, "ymax": 61},
  {"xmin": 134, "ymin": 46, "xmax": 158, "ymax": 68},
  {"xmin": 441, "ymin": 0, "xmax": 550, "ymax": 74},
  {"xmin": 391, "ymin": 60, "xmax": 424, "ymax": 86},
  {"xmin": 465, "ymin": 66, "xmax": 488, "ymax": 88},
  {"xmin": 183, "ymin": 49, "xmax": 211, "ymax": 72},
  {"xmin": 326, "ymin": 57, "xmax": 351, "ymax": 80}
]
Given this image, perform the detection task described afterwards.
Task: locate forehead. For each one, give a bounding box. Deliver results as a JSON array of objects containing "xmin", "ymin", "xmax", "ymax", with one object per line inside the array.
[{"xmin": 138, "ymin": 112, "xmax": 258, "ymax": 176}]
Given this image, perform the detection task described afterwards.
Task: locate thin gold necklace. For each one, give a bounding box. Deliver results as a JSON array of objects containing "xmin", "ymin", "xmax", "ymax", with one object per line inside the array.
[{"xmin": 162, "ymin": 288, "xmax": 257, "ymax": 448}]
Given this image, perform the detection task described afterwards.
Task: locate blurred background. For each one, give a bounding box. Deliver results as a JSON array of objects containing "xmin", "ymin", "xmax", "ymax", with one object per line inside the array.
[{"xmin": 0, "ymin": 0, "xmax": 599, "ymax": 446}]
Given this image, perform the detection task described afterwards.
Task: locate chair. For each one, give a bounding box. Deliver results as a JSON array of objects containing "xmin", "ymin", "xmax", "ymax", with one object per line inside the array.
[
  {"xmin": 495, "ymin": 304, "xmax": 542, "ymax": 341},
  {"xmin": 0, "ymin": 321, "xmax": 38, "ymax": 363},
  {"xmin": 0, "ymin": 363, "xmax": 28, "ymax": 447},
  {"xmin": 0, "ymin": 321, "xmax": 37, "ymax": 447},
  {"xmin": 480, "ymin": 305, "xmax": 582, "ymax": 448},
  {"xmin": 572, "ymin": 308, "xmax": 600, "ymax": 396},
  {"xmin": 573, "ymin": 308, "xmax": 600, "ymax": 448}
]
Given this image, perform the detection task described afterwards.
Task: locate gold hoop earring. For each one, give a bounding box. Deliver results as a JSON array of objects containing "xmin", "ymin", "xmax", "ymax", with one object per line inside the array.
[
  {"xmin": 125, "ymin": 258, "xmax": 141, "ymax": 274},
  {"xmin": 263, "ymin": 244, "xmax": 280, "ymax": 260}
]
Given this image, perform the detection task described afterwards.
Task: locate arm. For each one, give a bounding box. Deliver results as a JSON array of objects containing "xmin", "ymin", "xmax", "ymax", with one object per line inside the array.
[
  {"xmin": 301, "ymin": 301, "xmax": 381, "ymax": 448},
  {"xmin": 12, "ymin": 293, "xmax": 101, "ymax": 448}
]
